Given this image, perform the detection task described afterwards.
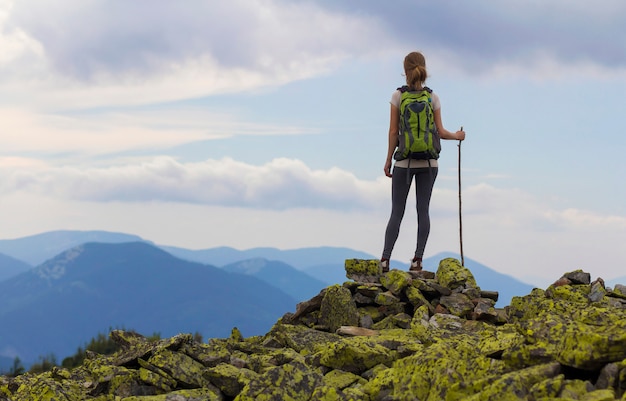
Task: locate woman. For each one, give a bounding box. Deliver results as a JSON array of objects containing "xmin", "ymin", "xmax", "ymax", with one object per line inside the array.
[{"xmin": 381, "ymin": 51, "xmax": 465, "ymax": 272}]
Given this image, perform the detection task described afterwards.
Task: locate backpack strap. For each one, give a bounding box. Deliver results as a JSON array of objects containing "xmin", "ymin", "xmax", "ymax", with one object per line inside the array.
[
  {"xmin": 397, "ymin": 85, "xmax": 432, "ymax": 93},
  {"xmin": 397, "ymin": 85, "xmax": 409, "ymax": 93}
]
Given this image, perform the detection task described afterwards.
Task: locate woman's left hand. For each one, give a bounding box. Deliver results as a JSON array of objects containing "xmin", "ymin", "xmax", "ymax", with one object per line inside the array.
[{"xmin": 384, "ymin": 159, "xmax": 393, "ymax": 177}]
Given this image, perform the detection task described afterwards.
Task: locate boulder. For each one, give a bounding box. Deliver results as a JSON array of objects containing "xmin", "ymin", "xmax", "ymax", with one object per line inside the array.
[
  {"xmin": 319, "ymin": 284, "xmax": 359, "ymax": 332},
  {"xmin": 2, "ymin": 260, "xmax": 626, "ymax": 401}
]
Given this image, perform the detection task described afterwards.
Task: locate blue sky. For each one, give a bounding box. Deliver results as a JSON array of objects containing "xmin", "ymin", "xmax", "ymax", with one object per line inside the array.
[{"xmin": 1, "ymin": 0, "xmax": 625, "ymax": 287}]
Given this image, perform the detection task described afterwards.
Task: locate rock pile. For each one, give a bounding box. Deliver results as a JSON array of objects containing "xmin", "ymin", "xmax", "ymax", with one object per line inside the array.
[{"xmin": 2, "ymin": 257, "xmax": 626, "ymax": 400}]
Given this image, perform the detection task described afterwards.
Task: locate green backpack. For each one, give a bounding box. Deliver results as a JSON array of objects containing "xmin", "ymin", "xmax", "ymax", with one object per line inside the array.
[{"xmin": 394, "ymin": 86, "xmax": 441, "ymax": 161}]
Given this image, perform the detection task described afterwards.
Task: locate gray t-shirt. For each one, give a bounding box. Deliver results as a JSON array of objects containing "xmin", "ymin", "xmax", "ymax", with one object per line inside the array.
[{"xmin": 391, "ymin": 88, "xmax": 441, "ymax": 168}]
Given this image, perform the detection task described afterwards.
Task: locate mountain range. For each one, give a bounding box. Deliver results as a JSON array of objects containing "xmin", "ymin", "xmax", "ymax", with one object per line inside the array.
[
  {"xmin": 0, "ymin": 241, "xmax": 297, "ymax": 366},
  {"xmin": 0, "ymin": 253, "xmax": 31, "ymax": 283},
  {"xmin": 0, "ymin": 230, "xmax": 147, "ymax": 267},
  {"xmin": 0, "ymin": 230, "xmax": 540, "ymax": 306},
  {"xmin": 0, "ymin": 229, "xmax": 561, "ymax": 370}
]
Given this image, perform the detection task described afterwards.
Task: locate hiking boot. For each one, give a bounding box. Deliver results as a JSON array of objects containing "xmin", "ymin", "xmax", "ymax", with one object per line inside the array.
[
  {"xmin": 409, "ymin": 257, "xmax": 422, "ymax": 271},
  {"xmin": 380, "ymin": 259, "xmax": 389, "ymax": 273}
]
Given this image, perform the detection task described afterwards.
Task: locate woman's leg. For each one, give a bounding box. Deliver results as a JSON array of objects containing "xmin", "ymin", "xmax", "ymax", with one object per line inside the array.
[
  {"xmin": 413, "ymin": 167, "xmax": 438, "ymax": 260},
  {"xmin": 382, "ymin": 167, "xmax": 413, "ymax": 259}
]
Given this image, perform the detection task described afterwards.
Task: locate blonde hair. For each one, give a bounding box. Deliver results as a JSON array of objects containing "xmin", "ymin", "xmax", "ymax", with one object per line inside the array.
[{"xmin": 404, "ymin": 51, "xmax": 428, "ymax": 89}]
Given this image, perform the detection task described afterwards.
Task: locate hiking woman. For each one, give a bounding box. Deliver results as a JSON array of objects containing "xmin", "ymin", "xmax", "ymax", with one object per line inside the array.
[{"xmin": 381, "ymin": 51, "xmax": 465, "ymax": 272}]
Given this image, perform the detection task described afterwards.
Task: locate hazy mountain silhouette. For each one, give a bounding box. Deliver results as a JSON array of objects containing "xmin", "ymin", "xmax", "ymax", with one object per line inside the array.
[
  {"xmin": 0, "ymin": 230, "xmax": 148, "ymax": 266},
  {"xmin": 161, "ymin": 245, "xmax": 375, "ymax": 270},
  {"xmin": 0, "ymin": 242, "xmax": 296, "ymax": 364},
  {"xmin": 221, "ymin": 258, "xmax": 328, "ymax": 302},
  {"xmin": 0, "ymin": 253, "xmax": 32, "ymax": 282},
  {"xmin": 0, "ymin": 230, "xmax": 537, "ymax": 309},
  {"xmin": 607, "ymin": 276, "xmax": 626, "ymax": 288},
  {"xmin": 0, "ymin": 356, "xmax": 14, "ymax": 374}
]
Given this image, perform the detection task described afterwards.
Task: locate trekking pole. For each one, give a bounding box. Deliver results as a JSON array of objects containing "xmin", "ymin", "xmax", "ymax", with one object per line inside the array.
[{"xmin": 458, "ymin": 126, "xmax": 465, "ymax": 266}]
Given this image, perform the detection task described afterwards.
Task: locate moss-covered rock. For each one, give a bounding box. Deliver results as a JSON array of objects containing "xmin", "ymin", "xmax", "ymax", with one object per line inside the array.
[
  {"xmin": 314, "ymin": 336, "xmax": 398, "ymax": 374},
  {"xmin": 439, "ymin": 292, "xmax": 475, "ymax": 318},
  {"xmin": 385, "ymin": 337, "xmax": 509, "ymax": 401},
  {"xmin": 3, "ymin": 261, "xmax": 626, "ymax": 401},
  {"xmin": 322, "ymin": 369, "xmax": 366, "ymax": 389},
  {"xmin": 147, "ymin": 348, "xmax": 210, "ymax": 388},
  {"xmin": 234, "ymin": 360, "xmax": 323, "ymax": 400},
  {"xmin": 379, "ymin": 270, "xmax": 412, "ymax": 296},
  {"xmin": 435, "ymin": 257, "xmax": 479, "ymax": 290},
  {"xmin": 344, "ymin": 259, "xmax": 381, "ymax": 282},
  {"xmin": 137, "ymin": 359, "xmax": 176, "ymax": 393},
  {"xmin": 204, "ymin": 362, "xmax": 257, "ymax": 397},
  {"xmin": 320, "ymin": 284, "xmax": 359, "ymax": 332},
  {"xmin": 264, "ymin": 321, "xmax": 342, "ymax": 353},
  {"xmin": 504, "ymin": 295, "xmax": 626, "ymax": 370},
  {"xmin": 448, "ymin": 362, "xmax": 561, "ymax": 401},
  {"xmin": 122, "ymin": 388, "xmax": 223, "ymax": 401},
  {"xmin": 9, "ymin": 372, "xmax": 89, "ymax": 401}
]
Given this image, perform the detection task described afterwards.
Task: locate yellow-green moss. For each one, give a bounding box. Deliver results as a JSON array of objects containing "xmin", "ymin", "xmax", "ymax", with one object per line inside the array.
[
  {"xmin": 579, "ymin": 388, "xmax": 617, "ymax": 400},
  {"xmin": 138, "ymin": 366, "xmax": 175, "ymax": 393},
  {"xmin": 315, "ymin": 336, "xmax": 397, "ymax": 374},
  {"xmin": 322, "ymin": 369, "xmax": 365, "ymax": 389},
  {"xmin": 435, "ymin": 257, "xmax": 478, "ymax": 290},
  {"xmin": 358, "ymin": 305, "xmax": 385, "ymax": 323},
  {"xmin": 546, "ymin": 284, "xmax": 591, "ymax": 304},
  {"xmin": 234, "ymin": 360, "xmax": 323, "ymax": 401},
  {"xmin": 450, "ymin": 362, "xmax": 560, "ymax": 401},
  {"xmin": 405, "ymin": 285, "xmax": 434, "ymax": 314},
  {"xmin": 204, "ymin": 363, "xmax": 258, "ymax": 397},
  {"xmin": 147, "ymin": 348, "xmax": 210, "ymax": 388},
  {"xmin": 388, "ymin": 335, "xmax": 509, "ymax": 401},
  {"xmin": 320, "ymin": 285, "xmax": 359, "ymax": 333},
  {"xmin": 344, "ymin": 259, "xmax": 380, "ymax": 276},
  {"xmin": 379, "ymin": 270, "xmax": 412, "ymax": 296},
  {"xmin": 122, "ymin": 388, "xmax": 223, "ymax": 401},
  {"xmin": 527, "ymin": 374, "xmax": 566, "ymax": 399}
]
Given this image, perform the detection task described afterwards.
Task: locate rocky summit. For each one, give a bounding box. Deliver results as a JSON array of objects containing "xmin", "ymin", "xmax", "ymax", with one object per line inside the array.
[{"xmin": 2, "ymin": 257, "xmax": 626, "ymax": 400}]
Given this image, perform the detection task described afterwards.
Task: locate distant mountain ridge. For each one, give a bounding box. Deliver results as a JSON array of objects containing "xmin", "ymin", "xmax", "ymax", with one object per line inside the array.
[
  {"xmin": 0, "ymin": 242, "xmax": 296, "ymax": 364},
  {"xmin": 0, "ymin": 253, "xmax": 31, "ymax": 282},
  {"xmin": 0, "ymin": 356, "xmax": 14, "ymax": 374},
  {"xmin": 161, "ymin": 244, "xmax": 375, "ymax": 270},
  {"xmin": 608, "ymin": 276, "xmax": 626, "ymax": 288},
  {"xmin": 221, "ymin": 258, "xmax": 328, "ymax": 302},
  {"xmin": 0, "ymin": 230, "xmax": 540, "ymax": 308},
  {"xmin": 0, "ymin": 230, "xmax": 551, "ymax": 369},
  {"xmin": 0, "ymin": 230, "xmax": 148, "ymax": 266}
]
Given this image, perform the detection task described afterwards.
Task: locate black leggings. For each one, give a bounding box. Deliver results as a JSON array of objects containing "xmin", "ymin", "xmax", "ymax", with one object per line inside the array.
[{"xmin": 382, "ymin": 166, "xmax": 438, "ymax": 260}]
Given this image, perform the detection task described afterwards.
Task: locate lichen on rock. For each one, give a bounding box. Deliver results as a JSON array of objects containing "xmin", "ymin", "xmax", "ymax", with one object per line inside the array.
[
  {"xmin": 435, "ymin": 257, "xmax": 479, "ymax": 290},
  {"xmin": 319, "ymin": 284, "xmax": 359, "ymax": 332},
  {"xmin": 2, "ymin": 260, "xmax": 626, "ymax": 400}
]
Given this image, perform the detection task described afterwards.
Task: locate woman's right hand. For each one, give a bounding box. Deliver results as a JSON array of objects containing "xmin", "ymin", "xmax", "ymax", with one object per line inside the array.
[{"xmin": 384, "ymin": 159, "xmax": 393, "ymax": 177}]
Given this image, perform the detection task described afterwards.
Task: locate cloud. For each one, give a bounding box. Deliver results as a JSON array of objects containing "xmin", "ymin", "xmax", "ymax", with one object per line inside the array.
[
  {"xmin": 0, "ymin": 0, "xmax": 393, "ymax": 108},
  {"xmin": 2, "ymin": 0, "xmax": 624, "ymax": 110},
  {"xmin": 0, "ymin": 107, "xmax": 315, "ymax": 155},
  {"xmin": 1, "ymin": 156, "xmax": 625, "ymax": 284},
  {"xmin": 544, "ymin": 208, "xmax": 626, "ymax": 231},
  {"xmin": 4, "ymin": 155, "xmax": 625, "ymax": 238},
  {"xmin": 0, "ymin": 156, "xmax": 390, "ymax": 210},
  {"xmin": 310, "ymin": 0, "xmax": 626, "ymax": 79}
]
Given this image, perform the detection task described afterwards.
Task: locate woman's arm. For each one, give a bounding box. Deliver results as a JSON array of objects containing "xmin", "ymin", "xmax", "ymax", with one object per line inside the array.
[
  {"xmin": 384, "ymin": 104, "xmax": 400, "ymax": 177},
  {"xmin": 434, "ymin": 108, "xmax": 465, "ymax": 140}
]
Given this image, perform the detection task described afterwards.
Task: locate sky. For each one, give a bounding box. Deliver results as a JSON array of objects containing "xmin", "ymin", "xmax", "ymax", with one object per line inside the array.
[{"xmin": 1, "ymin": 0, "xmax": 625, "ymax": 287}]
